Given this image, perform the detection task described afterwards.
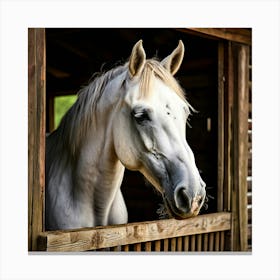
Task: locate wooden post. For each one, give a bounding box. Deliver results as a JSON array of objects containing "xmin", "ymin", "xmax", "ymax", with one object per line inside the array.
[
  {"xmin": 28, "ymin": 28, "xmax": 46, "ymax": 251},
  {"xmin": 231, "ymin": 43, "xmax": 249, "ymax": 251}
]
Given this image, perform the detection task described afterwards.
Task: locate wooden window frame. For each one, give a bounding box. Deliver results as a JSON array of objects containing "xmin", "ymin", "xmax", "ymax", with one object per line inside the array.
[{"xmin": 28, "ymin": 28, "xmax": 251, "ymax": 252}]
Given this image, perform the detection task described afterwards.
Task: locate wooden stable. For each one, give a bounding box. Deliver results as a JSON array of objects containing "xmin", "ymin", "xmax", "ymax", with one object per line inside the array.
[{"xmin": 28, "ymin": 28, "xmax": 252, "ymax": 252}]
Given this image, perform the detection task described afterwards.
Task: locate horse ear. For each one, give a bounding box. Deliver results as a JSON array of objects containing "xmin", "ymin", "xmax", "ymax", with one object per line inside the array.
[
  {"xmin": 161, "ymin": 40, "xmax": 185, "ymax": 75},
  {"xmin": 129, "ymin": 40, "xmax": 146, "ymax": 78}
]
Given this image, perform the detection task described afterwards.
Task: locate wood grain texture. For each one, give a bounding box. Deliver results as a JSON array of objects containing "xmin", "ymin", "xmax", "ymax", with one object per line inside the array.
[
  {"xmin": 184, "ymin": 28, "xmax": 251, "ymax": 45},
  {"xmin": 217, "ymin": 41, "xmax": 225, "ymax": 212},
  {"xmin": 39, "ymin": 212, "xmax": 231, "ymax": 252},
  {"xmin": 236, "ymin": 44, "xmax": 249, "ymax": 251},
  {"xmin": 28, "ymin": 28, "xmax": 46, "ymax": 251},
  {"xmin": 228, "ymin": 43, "xmax": 249, "ymax": 251}
]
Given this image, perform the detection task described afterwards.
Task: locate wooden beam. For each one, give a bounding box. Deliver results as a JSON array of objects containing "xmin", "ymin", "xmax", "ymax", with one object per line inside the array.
[
  {"xmin": 38, "ymin": 212, "xmax": 231, "ymax": 252},
  {"xmin": 180, "ymin": 28, "xmax": 251, "ymax": 45},
  {"xmin": 28, "ymin": 28, "xmax": 46, "ymax": 251}
]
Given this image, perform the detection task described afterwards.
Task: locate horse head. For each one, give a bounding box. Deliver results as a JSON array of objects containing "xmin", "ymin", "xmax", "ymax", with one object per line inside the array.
[{"xmin": 113, "ymin": 40, "xmax": 206, "ymax": 219}]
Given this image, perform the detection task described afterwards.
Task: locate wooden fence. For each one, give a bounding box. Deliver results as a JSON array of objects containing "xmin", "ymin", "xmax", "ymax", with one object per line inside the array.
[{"xmin": 38, "ymin": 212, "xmax": 231, "ymax": 252}]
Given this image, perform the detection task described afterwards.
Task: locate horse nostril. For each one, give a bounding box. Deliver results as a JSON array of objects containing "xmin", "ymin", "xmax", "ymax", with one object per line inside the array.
[{"xmin": 174, "ymin": 187, "xmax": 191, "ymax": 213}]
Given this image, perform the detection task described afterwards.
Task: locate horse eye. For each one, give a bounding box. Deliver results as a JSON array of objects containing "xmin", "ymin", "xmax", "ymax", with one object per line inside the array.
[{"xmin": 132, "ymin": 109, "xmax": 151, "ymax": 124}]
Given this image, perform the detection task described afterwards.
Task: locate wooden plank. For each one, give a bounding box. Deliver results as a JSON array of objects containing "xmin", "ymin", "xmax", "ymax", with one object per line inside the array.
[
  {"xmin": 39, "ymin": 213, "xmax": 231, "ymax": 252},
  {"xmin": 203, "ymin": 233, "xmax": 208, "ymax": 251},
  {"xmin": 237, "ymin": 45, "xmax": 249, "ymax": 251},
  {"xmin": 177, "ymin": 237, "xmax": 183, "ymax": 252},
  {"xmin": 224, "ymin": 42, "xmax": 234, "ymax": 213},
  {"xmin": 209, "ymin": 232, "xmax": 214, "ymax": 251},
  {"xmin": 164, "ymin": 239, "xmax": 169, "ymax": 251},
  {"xmin": 231, "ymin": 44, "xmax": 249, "ymax": 251},
  {"xmin": 171, "ymin": 238, "xmax": 176, "ymax": 251},
  {"xmin": 215, "ymin": 232, "xmax": 220, "ymax": 251},
  {"xmin": 183, "ymin": 236, "xmax": 189, "ymax": 251},
  {"xmin": 145, "ymin": 241, "xmax": 152, "ymax": 251},
  {"xmin": 134, "ymin": 243, "xmax": 141, "ymax": 251},
  {"xmin": 182, "ymin": 28, "xmax": 251, "ymax": 45},
  {"xmin": 217, "ymin": 41, "xmax": 225, "ymax": 212},
  {"xmin": 197, "ymin": 235, "xmax": 202, "ymax": 251},
  {"xmin": 191, "ymin": 235, "xmax": 196, "ymax": 251},
  {"xmin": 220, "ymin": 231, "xmax": 225, "ymax": 251},
  {"xmin": 154, "ymin": 240, "xmax": 161, "ymax": 252},
  {"xmin": 28, "ymin": 28, "xmax": 46, "ymax": 251},
  {"xmin": 28, "ymin": 28, "xmax": 35, "ymax": 252},
  {"xmin": 122, "ymin": 244, "xmax": 129, "ymax": 252}
]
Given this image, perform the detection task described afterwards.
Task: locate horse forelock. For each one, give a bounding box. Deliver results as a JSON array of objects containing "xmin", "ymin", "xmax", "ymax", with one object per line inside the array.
[
  {"xmin": 139, "ymin": 60, "xmax": 186, "ymax": 101},
  {"xmin": 138, "ymin": 59, "xmax": 193, "ymax": 116}
]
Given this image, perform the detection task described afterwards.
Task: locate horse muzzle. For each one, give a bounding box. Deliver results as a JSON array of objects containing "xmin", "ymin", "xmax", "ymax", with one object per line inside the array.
[{"xmin": 163, "ymin": 184, "xmax": 206, "ymax": 219}]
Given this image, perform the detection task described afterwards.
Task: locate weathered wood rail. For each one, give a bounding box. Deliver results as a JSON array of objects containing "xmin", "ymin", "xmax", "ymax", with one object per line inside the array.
[{"xmin": 38, "ymin": 212, "xmax": 231, "ymax": 252}]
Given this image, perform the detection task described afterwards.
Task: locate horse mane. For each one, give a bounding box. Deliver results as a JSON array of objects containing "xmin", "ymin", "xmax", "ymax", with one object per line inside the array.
[{"xmin": 47, "ymin": 58, "xmax": 191, "ymax": 160}]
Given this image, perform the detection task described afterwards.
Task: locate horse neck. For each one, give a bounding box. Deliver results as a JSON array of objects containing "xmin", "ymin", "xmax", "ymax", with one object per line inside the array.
[
  {"xmin": 47, "ymin": 70, "xmax": 127, "ymax": 227},
  {"xmin": 71, "ymin": 75, "xmax": 126, "ymax": 225}
]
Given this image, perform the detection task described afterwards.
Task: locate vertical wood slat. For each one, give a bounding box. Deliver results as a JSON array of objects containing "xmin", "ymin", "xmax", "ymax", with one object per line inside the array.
[
  {"xmin": 231, "ymin": 43, "xmax": 249, "ymax": 251},
  {"xmin": 191, "ymin": 235, "xmax": 196, "ymax": 251},
  {"xmin": 134, "ymin": 243, "xmax": 141, "ymax": 251},
  {"xmin": 215, "ymin": 232, "xmax": 220, "ymax": 251},
  {"xmin": 171, "ymin": 238, "xmax": 176, "ymax": 251},
  {"xmin": 224, "ymin": 42, "xmax": 234, "ymax": 214},
  {"xmin": 184, "ymin": 236, "xmax": 189, "ymax": 251},
  {"xmin": 220, "ymin": 231, "xmax": 225, "ymax": 251},
  {"xmin": 209, "ymin": 232, "xmax": 214, "ymax": 251},
  {"xmin": 28, "ymin": 28, "xmax": 46, "ymax": 251},
  {"xmin": 203, "ymin": 233, "xmax": 208, "ymax": 251},
  {"xmin": 28, "ymin": 28, "xmax": 35, "ymax": 252},
  {"xmin": 177, "ymin": 237, "xmax": 182, "ymax": 252},
  {"xmin": 145, "ymin": 241, "xmax": 152, "ymax": 251},
  {"xmin": 123, "ymin": 244, "xmax": 129, "ymax": 252},
  {"xmin": 164, "ymin": 239, "xmax": 169, "ymax": 251},
  {"xmin": 237, "ymin": 45, "xmax": 249, "ymax": 251},
  {"xmin": 217, "ymin": 41, "xmax": 225, "ymax": 212},
  {"xmin": 196, "ymin": 234, "xmax": 202, "ymax": 251},
  {"xmin": 154, "ymin": 240, "xmax": 161, "ymax": 251}
]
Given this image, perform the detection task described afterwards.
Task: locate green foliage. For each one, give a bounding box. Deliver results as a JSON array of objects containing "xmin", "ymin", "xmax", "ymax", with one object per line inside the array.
[{"xmin": 54, "ymin": 95, "xmax": 77, "ymax": 129}]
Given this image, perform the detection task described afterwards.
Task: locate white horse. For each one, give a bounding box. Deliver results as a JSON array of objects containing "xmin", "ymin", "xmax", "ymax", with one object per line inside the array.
[{"xmin": 46, "ymin": 40, "xmax": 206, "ymax": 230}]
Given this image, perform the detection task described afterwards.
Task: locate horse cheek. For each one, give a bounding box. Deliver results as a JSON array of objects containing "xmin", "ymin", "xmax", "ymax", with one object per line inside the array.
[{"xmin": 112, "ymin": 118, "xmax": 138, "ymax": 170}]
